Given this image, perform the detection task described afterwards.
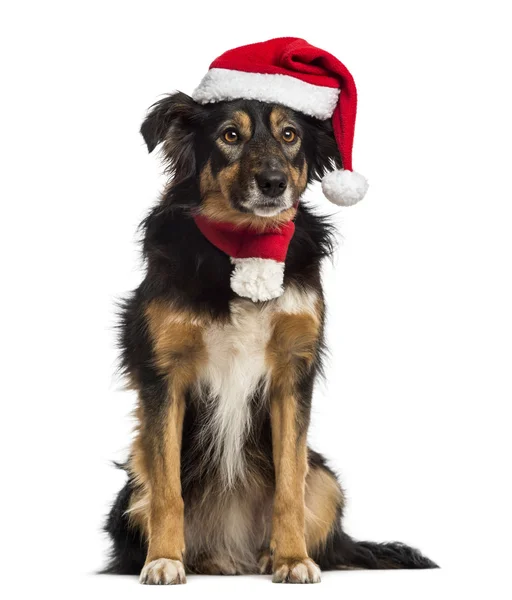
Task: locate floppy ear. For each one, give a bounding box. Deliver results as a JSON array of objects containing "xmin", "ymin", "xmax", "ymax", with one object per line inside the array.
[
  {"xmin": 140, "ymin": 92, "xmax": 203, "ymax": 181},
  {"xmin": 303, "ymin": 117, "xmax": 342, "ymax": 183}
]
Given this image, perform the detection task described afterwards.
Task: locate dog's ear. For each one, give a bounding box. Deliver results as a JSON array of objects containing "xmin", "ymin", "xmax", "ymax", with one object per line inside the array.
[
  {"xmin": 141, "ymin": 92, "xmax": 200, "ymax": 152},
  {"xmin": 141, "ymin": 92, "xmax": 203, "ymax": 181},
  {"xmin": 303, "ymin": 117, "xmax": 342, "ymax": 183}
]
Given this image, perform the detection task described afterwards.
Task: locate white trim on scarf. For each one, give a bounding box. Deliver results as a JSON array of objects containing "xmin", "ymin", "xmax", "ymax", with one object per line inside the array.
[{"xmin": 230, "ymin": 257, "xmax": 285, "ymax": 302}]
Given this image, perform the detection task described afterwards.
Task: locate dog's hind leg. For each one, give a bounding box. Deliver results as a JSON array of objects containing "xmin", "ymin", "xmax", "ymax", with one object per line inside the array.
[
  {"xmin": 302, "ymin": 454, "xmax": 438, "ymax": 571},
  {"xmin": 304, "ymin": 454, "xmax": 345, "ymax": 557},
  {"xmin": 102, "ymin": 479, "xmax": 147, "ymax": 574}
]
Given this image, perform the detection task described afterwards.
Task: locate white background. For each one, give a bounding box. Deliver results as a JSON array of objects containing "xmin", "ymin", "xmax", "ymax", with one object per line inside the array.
[{"xmin": 1, "ymin": 1, "xmax": 511, "ymax": 598}]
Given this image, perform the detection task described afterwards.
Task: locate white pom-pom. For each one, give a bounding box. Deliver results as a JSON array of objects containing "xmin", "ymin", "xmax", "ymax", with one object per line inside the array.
[
  {"xmin": 321, "ymin": 169, "xmax": 369, "ymax": 206},
  {"xmin": 230, "ymin": 258, "xmax": 285, "ymax": 302}
]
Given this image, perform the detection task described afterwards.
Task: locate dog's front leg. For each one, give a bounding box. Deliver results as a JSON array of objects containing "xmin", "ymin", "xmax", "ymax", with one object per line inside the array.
[
  {"xmin": 136, "ymin": 301, "xmax": 206, "ymax": 584},
  {"xmin": 138, "ymin": 386, "xmax": 187, "ymax": 585},
  {"xmin": 269, "ymin": 393, "xmax": 320, "ymax": 583},
  {"xmin": 268, "ymin": 313, "xmax": 321, "ymax": 584}
]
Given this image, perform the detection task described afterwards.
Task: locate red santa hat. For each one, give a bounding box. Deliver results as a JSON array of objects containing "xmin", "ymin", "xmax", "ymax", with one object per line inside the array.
[{"xmin": 193, "ymin": 37, "xmax": 368, "ymax": 206}]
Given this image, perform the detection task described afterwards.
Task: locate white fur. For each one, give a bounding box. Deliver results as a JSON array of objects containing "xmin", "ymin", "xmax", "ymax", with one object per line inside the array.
[
  {"xmin": 321, "ymin": 169, "xmax": 369, "ymax": 206},
  {"xmin": 277, "ymin": 285, "xmax": 319, "ymax": 316},
  {"xmin": 197, "ymin": 287, "xmax": 319, "ymax": 488},
  {"xmin": 231, "ymin": 258, "xmax": 285, "ymax": 302},
  {"xmin": 139, "ymin": 558, "xmax": 186, "ymax": 585},
  {"xmin": 273, "ymin": 558, "xmax": 321, "ymax": 583},
  {"xmin": 198, "ymin": 299, "xmax": 273, "ymax": 487},
  {"xmin": 253, "ymin": 206, "xmax": 285, "ymax": 217},
  {"xmin": 192, "ymin": 68, "xmax": 339, "ymax": 120}
]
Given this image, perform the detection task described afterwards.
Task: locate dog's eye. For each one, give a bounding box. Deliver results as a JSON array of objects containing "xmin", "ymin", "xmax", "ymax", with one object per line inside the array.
[
  {"xmin": 223, "ymin": 128, "xmax": 239, "ymax": 144},
  {"xmin": 282, "ymin": 128, "xmax": 297, "ymax": 143}
]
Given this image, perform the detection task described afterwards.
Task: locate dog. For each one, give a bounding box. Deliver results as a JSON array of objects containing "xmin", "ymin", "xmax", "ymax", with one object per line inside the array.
[{"xmin": 103, "ymin": 91, "xmax": 437, "ymax": 584}]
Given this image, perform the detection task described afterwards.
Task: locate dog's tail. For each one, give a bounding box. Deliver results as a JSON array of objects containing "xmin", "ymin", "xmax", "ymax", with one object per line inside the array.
[{"xmin": 317, "ymin": 531, "xmax": 438, "ymax": 570}]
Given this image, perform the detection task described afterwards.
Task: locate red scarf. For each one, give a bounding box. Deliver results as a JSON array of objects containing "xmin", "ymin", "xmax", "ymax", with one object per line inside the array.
[{"xmin": 194, "ymin": 215, "xmax": 295, "ymax": 262}]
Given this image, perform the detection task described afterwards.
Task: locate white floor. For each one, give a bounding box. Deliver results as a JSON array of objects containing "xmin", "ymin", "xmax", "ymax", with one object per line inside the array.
[{"xmin": 23, "ymin": 569, "xmax": 508, "ymax": 600}]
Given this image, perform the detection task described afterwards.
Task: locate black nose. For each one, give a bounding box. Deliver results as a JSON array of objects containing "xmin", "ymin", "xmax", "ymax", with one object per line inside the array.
[{"xmin": 255, "ymin": 170, "xmax": 288, "ymax": 198}]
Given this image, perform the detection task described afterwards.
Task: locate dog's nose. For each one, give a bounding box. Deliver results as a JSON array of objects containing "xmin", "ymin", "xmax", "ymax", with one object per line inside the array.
[{"xmin": 255, "ymin": 170, "xmax": 288, "ymax": 198}]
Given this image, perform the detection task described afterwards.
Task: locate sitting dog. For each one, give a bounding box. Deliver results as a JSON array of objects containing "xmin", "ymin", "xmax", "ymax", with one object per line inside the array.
[{"xmin": 103, "ymin": 38, "xmax": 437, "ymax": 584}]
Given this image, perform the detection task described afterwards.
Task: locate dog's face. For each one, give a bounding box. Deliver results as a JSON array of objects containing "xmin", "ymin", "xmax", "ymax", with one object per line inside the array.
[
  {"xmin": 141, "ymin": 93, "xmax": 340, "ymax": 227},
  {"xmin": 199, "ymin": 103, "xmax": 307, "ymax": 219}
]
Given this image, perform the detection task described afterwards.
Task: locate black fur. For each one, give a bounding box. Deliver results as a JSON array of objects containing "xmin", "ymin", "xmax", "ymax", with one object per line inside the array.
[{"xmin": 103, "ymin": 477, "xmax": 146, "ymax": 574}]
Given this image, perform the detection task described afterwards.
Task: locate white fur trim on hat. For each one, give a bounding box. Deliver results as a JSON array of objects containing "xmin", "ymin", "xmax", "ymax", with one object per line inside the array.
[
  {"xmin": 321, "ymin": 169, "xmax": 369, "ymax": 206},
  {"xmin": 230, "ymin": 257, "xmax": 285, "ymax": 302},
  {"xmin": 193, "ymin": 68, "xmax": 339, "ymax": 121}
]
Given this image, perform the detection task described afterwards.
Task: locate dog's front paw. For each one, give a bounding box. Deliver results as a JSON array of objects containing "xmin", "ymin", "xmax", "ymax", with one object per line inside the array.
[
  {"xmin": 139, "ymin": 558, "xmax": 186, "ymax": 585},
  {"xmin": 272, "ymin": 557, "xmax": 321, "ymax": 584}
]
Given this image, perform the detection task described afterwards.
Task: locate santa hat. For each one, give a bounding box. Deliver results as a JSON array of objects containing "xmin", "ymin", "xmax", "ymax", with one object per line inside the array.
[
  {"xmin": 190, "ymin": 38, "xmax": 368, "ymax": 302},
  {"xmin": 193, "ymin": 37, "xmax": 368, "ymax": 206}
]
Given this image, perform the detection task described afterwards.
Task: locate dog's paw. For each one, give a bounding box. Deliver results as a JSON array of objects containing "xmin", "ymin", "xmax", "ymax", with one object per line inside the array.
[
  {"xmin": 139, "ymin": 558, "xmax": 186, "ymax": 585},
  {"xmin": 272, "ymin": 557, "xmax": 321, "ymax": 584},
  {"xmin": 258, "ymin": 549, "xmax": 273, "ymax": 574}
]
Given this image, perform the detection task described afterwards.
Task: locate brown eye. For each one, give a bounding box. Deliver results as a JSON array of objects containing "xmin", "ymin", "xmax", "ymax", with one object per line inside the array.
[
  {"xmin": 282, "ymin": 127, "xmax": 297, "ymax": 143},
  {"xmin": 223, "ymin": 128, "xmax": 239, "ymax": 144}
]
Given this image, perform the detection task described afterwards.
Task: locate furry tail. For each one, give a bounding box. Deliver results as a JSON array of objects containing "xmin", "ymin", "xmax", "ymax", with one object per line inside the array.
[
  {"xmin": 343, "ymin": 539, "xmax": 438, "ymax": 569},
  {"xmin": 316, "ymin": 531, "xmax": 438, "ymax": 570}
]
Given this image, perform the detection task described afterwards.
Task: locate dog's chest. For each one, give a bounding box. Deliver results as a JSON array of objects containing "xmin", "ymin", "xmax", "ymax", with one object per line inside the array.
[{"xmin": 196, "ymin": 286, "xmax": 319, "ymax": 486}]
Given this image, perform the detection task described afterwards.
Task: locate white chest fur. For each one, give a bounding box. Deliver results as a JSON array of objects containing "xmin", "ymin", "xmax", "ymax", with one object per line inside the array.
[{"xmin": 196, "ymin": 286, "xmax": 319, "ymax": 487}]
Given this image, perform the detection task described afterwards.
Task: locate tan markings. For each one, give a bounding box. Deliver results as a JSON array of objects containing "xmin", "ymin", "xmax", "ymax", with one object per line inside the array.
[
  {"xmin": 270, "ymin": 106, "xmax": 302, "ymax": 147},
  {"xmin": 128, "ymin": 392, "xmax": 188, "ymax": 565},
  {"xmin": 144, "ymin": 393, "xmax": 186, "ymax": 563},
  {"xmin": 145, "ymin": 300, "xmax": 206, "ymax": 379},
  {"xmin": 269, "ymin": 107, "xmax": 289, "ymax": 136},
  {"xmin": 199, "ymin": 141, "xmax": 299, "ymax": 230},
  {"xmin": 128, "ymin": 403, "xmax": 149, "ymax": 490},
  {"xmin": 233, "ymin": 110, "xmax": 252, "ymax": 139},
  {"xmin": 199, "ymin": 160, "xmax": 297, "ymax": 232},
  {"xmin": 199, "ymin": 160, "xmax": 220, "ymax": 195},
  {"xmin": 126, "ymin": 404, "xmax": 150, "ymax": 530},
  {"xmin": 270, "ymin": 394, "xmax": 309, "ymax": 562},
  {"xmin": 217, "ymin": 162, "xmax": 240, "ymax": 200},
  {"xmin": 127, "ymin": 301, "xmax": 207, "ymax": 566},
  {"xmin": 270, "ymin": 107, "xmax": 305, "ymax": 196},
  {"xmin": 200, "ymin": 194, "xmax": 297, "ymax": 231},
  {"xmin": 266, "ymin": 313, "xmax": 320, "ymax": 393},
  {"xmin": 305, "ymin": 466, "xmax": 344, "ymax": 553},
  {"xmin": 290, "ymin": 161, "xmax": 308, "ymax": 191},
  {"xmin": 126, "ymin": 482, "xmax": 150, "ymax": 533}
]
